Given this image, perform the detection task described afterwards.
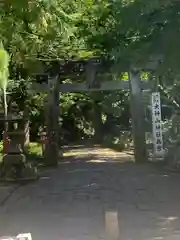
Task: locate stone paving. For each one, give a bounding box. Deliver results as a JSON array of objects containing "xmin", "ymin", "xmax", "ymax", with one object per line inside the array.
[{"xmin": 1, "ymin": 146, "xmax": 180, "ymax": 240}]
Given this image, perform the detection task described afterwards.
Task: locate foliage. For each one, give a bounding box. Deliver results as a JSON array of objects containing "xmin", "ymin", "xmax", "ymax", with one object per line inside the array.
[
  {"xmin": 0, "ymin": 47, "xmax": 9, "ymax": 90},
  {"xmin": 108, "ymin": 0, "xmax": 180, "ymax": 72},
  {"xmin": 1, "ymin": 0, "xmax": 180, "ymax": 158},
  {"xmin": 28, "ymin": 142, "xmax": 42, "ymax": 156},
  {"xmin": 162, "ymin": 115, "xmax": 180, "ymax": 168},
  {"xmin": 103, "ymin": 131, "xmax": 133, "ymax": 151},
  {"xmin": 0, "ymin": 47, "xmax": 10, "ymax": 133},
  {"xmin": 0, "ymin": 0, "xmax": 75, "ymax": 61}
]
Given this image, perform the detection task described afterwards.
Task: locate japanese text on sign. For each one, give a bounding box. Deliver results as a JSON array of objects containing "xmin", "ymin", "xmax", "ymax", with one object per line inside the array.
[{"xmin": 151, "ymin": 92, "xmax": 164, "ymax": 156}]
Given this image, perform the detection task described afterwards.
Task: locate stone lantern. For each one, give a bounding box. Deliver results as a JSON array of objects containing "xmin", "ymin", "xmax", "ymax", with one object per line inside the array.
[{"xmin": 1, "ymin": 116, "xmax": 26, "ymax": 179}]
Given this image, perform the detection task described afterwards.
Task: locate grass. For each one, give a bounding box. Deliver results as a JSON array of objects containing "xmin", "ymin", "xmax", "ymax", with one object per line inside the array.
[
  {"xmin": 28, "ymin": 142, "xmax": 42, "ymax": 156},
  {"xmin": 26, "ymin": 142, "xmax": 44, "ymax": 167},
  {"xmin": 0, "ymin": 141, "xmax": 42, "ymax": 155},
  {"xmin": 0, "ymin": 141, "xmax": 42, "ymax": 164}
]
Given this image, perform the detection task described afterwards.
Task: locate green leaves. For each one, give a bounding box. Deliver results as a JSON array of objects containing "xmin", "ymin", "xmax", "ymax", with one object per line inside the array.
[
  {"xmin": 108, "ymin": 0, "xmax": 180, "ymax": 72},
  {"xmin": 0, "ymin": 0, "xmax": 80, "ymax": 68},
  {"xmin": 0, "ymin": 48, "xmax": 9, "ymax": 90},
  {"xmin": 0, "ymin": 48, "xmax": 9, "ymax": 70}
]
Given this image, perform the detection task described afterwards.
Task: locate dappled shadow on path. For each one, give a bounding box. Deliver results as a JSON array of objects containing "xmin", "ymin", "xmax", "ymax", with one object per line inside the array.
[{"xmin": 0, "ymin": 145, "xmax": 180, "ymax": 240}]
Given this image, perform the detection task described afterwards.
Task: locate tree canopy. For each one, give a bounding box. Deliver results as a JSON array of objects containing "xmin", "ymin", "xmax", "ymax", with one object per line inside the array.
[{"xmin": 0, "ymin": 0, "xmax": 179, "ymax": 148}]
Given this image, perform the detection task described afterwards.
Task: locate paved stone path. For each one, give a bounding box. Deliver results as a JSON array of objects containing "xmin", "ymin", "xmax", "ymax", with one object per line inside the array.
[{"xmin": 1, "ymin": 146, "xmax": 180, "ymax": 240}]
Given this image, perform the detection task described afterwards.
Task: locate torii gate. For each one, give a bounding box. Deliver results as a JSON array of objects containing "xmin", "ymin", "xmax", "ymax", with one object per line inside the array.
[{"xmin": 32, "ymin": 59, "xmax": 160, "ymax": 165}]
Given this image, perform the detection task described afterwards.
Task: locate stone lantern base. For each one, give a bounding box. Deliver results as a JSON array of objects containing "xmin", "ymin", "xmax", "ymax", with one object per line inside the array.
[{"xmin": 1, "ymin": 154, "xmax": 26, "ymax": 179}]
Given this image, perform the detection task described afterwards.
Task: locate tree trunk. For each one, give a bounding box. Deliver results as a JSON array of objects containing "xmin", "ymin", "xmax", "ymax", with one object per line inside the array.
[
  {"xmin": 91, "ymin": 92, "xmax": 103, "ymax": 144},
  {"xmin": 23, "ymin": 116, "xmax": 30, "ymax": 153},
  {"xmin": 3, "ymin": 89, "xmax": 8, "ymax": 132},
  {"xmin": 86, "ymin": 62, "xmax": 103, "ymax": 143}
]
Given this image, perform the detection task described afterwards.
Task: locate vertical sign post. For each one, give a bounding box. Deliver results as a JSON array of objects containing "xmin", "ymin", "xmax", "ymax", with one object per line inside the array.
[{"xmin": 151, "ymin": 92, "xmax": 164, "ymax": 158}]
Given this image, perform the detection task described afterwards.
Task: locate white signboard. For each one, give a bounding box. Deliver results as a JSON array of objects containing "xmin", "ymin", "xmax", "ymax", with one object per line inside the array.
[{"xmin": 151, "ymin": 92, "xmax": 164, "ymax": 156}]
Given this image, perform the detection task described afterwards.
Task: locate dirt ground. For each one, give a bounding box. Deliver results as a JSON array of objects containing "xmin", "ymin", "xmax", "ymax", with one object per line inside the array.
[{"xmin": 0, "ymin": 146, "xmax": 180, "ymax": 240}]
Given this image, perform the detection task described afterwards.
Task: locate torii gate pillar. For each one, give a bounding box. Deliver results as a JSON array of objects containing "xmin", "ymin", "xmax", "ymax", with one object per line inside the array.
[{"xmin": 129, "ymin": 70, "xmax": 147, "ymax": 163}]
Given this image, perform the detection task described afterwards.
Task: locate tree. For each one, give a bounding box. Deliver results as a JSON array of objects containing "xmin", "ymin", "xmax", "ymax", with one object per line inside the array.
[
  {"xmin": 107, "ymin": 0, "xmax": 180, "ymax": 72},
  {"xmin": 0, "ymin": 0, "xmax": 82, "ymax": 75}
]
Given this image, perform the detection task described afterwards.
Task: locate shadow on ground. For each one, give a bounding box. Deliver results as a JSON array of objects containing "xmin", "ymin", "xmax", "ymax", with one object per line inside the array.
[{"xmin": 0, "ymin": 145, "xmax": 180, "ymax": 240}]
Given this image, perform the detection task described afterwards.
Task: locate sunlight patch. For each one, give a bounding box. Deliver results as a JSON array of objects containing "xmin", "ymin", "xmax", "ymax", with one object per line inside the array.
[
  {"xmin": 0, "ymin": 233, "xmax": 32, "ymax": 240},
  {"xmin": 87, "ymin": 159, "xmax": 107, "ymax": 163}
]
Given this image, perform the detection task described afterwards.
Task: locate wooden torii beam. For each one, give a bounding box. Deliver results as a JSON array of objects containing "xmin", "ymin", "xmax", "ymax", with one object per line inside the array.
[{"xmin": 32, "ymin": 80, "xmax": 150, "ymax": 93}]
